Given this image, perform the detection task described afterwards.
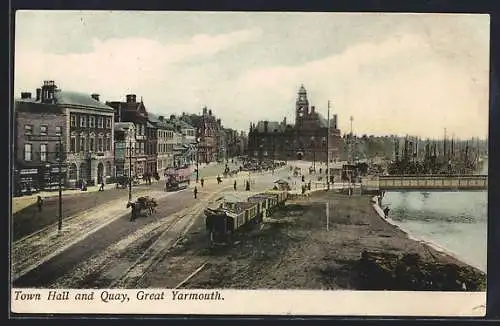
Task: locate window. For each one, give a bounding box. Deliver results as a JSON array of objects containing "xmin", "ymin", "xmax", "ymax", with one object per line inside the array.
[
  {"xmin": 55, "ymin": 126, "xmax": 62, "ymax": 136},
  {"xmin": 24, "ymin": 125, "xmax": 32, "ymax": 135},
  {"xmin": 40, "ymin": 143, "xmax": 47, "ymax": 161},
  {"xmin": 24, "ymin": 143, "xmax": 32, "ymax": 161},
  {"xmin": 90, "ymin": 138, "xmax": 95, "ymax": 152},
  {"xmin": 98, "ymin": 137, "xmax": 103, "ymax": 152},
  {"xmin": 80, "ymin": 115, "xmax": 87, "ymax": 127},
  {"xmin": 140, "ymin": 142, "xmax": 145, "ymax": 154},
  {"xmin": 55, "ymin": 143, "xmax": 61, "ymax": 160},
  {"xmin": 71, "ymin": 114, "xmax": 76, "ymax": 127},
  {"xmin": 80, "ymin": 136, "xmax": 86, "ymax": 152},
  {"xmin": 98, "ymin": 117, "xmax": 103, "ymax": 129},
  {"xmin": 106, "ymin": 118, "xmax": 111, "ymax": 128},
  {"xmin": 70, "ymin": 136, "xmax": 76, "ymax": 152},
  {"xmin": 89, "ymin": 116, "xmax": 95, "ymax": 128},
  {"xmin": 40, "ymin": 125, "xmax": 48, "ymax": 136},
  {"xmin": 105, "ymin": 137, "xmax": 111, "ymax": 151}
]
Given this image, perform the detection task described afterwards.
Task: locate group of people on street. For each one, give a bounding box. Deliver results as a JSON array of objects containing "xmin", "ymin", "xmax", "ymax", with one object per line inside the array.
[{"xmin": 193, "ymin": 172, "xmax": 251, "ymax": 199}]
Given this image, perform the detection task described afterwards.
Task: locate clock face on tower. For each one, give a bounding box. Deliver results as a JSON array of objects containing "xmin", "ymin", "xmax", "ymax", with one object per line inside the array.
[{"xmin": 299, "ymin": 95, "xmax": 305, "ymax": 101}]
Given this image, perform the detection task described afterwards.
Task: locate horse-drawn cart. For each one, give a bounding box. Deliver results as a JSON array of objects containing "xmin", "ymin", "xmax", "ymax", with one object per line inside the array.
[{"xmin": 127, "ymin": 196, "xmax": 157, "ymax": 221}]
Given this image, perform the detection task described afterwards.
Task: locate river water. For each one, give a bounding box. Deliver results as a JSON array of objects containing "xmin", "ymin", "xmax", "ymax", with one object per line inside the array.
[{"xmin": 382, "ymin": 162, "xmax": 488, "ymax": 273}]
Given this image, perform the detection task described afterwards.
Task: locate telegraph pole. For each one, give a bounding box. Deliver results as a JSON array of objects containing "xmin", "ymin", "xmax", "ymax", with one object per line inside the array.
[
  {"xmin": 128, "ymin": 140, "xmax": 132, "ymax": 202},
  {"xmin": 196, "ymin": 135, "xmax": 200, "ymax": 183},
  {"xmin": 326, "ymin": 100, "xmax": 331, "ymax": 191},
  {"xmin": 57, "ymin": 135, "xmax": 62, "ymax": 231}
]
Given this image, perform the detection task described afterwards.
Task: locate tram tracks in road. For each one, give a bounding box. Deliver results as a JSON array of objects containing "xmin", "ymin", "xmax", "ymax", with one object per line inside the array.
[
  {"xmin": 11, "ymin": 189, "xmax": 170, "ymax": 282},
  {"xmin": 111, "ymin": 187, "xmax": 231, "ymax": 289}
]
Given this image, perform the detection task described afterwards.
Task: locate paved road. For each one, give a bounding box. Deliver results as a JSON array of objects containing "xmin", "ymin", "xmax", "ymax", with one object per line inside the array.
[
  {"xmin": 13, "ymin": 161, "xmax": 241, "ymax": 241},
  {"xmin": 12, "ymin": 183, "xmax": 220, "ymax": 288},
  {"xmin": 12, "ymin": 182, "xmax": 163, "ymax": 242},
  {"xmin": 12, "ymin": 165, "xmax": 293, "ymax": 288}
]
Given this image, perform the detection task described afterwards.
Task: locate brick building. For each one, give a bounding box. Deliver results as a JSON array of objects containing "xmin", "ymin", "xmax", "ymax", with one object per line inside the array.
[
  {"xmin": 248, "ymin": 85, "xmax": 342, "ymax": 163},
  {"xmin": 114, "ymin": 122, "xmax": 137, "ymax": 178},
  {"xmin": 197, "ymin": 107, "xmax": 221, "ymax": 164},
  {"xmin": 107, "ymin": 94, "xmax": 154, "ymax": 177},
  {"xmin": 14, "ymin": 81, "xmax": 115, "ymax": 193}
]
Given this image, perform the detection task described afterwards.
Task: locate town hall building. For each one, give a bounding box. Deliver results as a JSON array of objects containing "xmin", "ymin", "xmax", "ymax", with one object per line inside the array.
[{"xmin": 247, "ymin": 85, "xmax": 342, "ymax": 163}]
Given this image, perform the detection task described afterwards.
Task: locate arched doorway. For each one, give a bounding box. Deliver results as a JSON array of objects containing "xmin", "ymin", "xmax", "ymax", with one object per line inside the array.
[
  {"xmin": 97, "ymin": 162, "xmax": 104, "ymax": 184},
  {"xmin": 69, "ymin": 163, "xmax": 78, "ymax": 180},
  {"xmin": 106, "ymin": 161, "xmax": 112, "ymax": 178},
  {"xmin": 79, "ymin": 162, "xmax": 88, "ymax": 181}
]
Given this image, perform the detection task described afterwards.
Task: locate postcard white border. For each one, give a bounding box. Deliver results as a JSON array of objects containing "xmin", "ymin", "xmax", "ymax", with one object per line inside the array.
[{"xmin": 11, "ymin": 289, "xmax": 486, "ymax": 316}]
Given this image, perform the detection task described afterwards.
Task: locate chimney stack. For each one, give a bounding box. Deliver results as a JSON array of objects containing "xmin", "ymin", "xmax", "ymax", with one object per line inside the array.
[
  {"xmin": 203, "ymin": 107, "xmax": 208, "ymax": 115},
  {"xmin": 126, "ymin": 94, "xmax": 137, "ymax": 103},
  {"xmin": 91, "ymin": 93, "xmax": 100, "ymax": 101},
  {"xmin": 36, "ymin": 88, "xmax": 41, "ymax": 101},
  {"xmin": 283, "ymin": 117, "xmax": 287, "ymax": 125},
  {"xmin": 208, "ymin": 109, "xmax": 212, "ymax": 116},
  {"xmin": 21, "ymin": 92, "xmax": 32, "ymax": 100},
  {"xmin": 264, "ymin": 121, "xmax": 269, "ymax": 132},
  {"xmin": 217, "ymin": 119, "xmax": 221, "ymax": 127},
  {"xmin": 158, "ymin": 115, "xmax": 164, "ymax": 121},
  {"xmin": 41, "ymin": 80, "xmax": 57, "ymax": 103},
  {"xmin": 311, "ymin": 106, "xmax": 315, "ymax": 113}
]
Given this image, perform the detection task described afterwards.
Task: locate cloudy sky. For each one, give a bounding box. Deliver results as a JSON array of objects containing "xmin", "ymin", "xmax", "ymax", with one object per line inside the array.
[{"xmin": 14, "ymin": 11, "xmax": 489, "ymax": 139}]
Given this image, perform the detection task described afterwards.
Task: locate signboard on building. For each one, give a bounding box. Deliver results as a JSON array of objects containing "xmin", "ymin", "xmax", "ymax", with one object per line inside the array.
[
  {"xmin": 19, "ymin": 169, "xmax": 38, "ymax": 175},
  {"xmin": 51, "ymin": 167, "xmax": 67, "ymax": 173}
]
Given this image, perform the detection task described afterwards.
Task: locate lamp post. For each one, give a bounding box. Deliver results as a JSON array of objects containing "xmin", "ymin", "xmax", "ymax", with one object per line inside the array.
[
  {"xmin": 128, "ymin": 140, "xmax": 133, "ymax": 202},
  {"xmin": 196, "ymin": 135, "xmax": 200, "ymax": 183},
  {"xmin": 272, "ymin": 134, "xmax": 275, "ymax": 175},
  {"xmin": 311, "ymin": 136, "xmax": 316, "ymax": 170},
  {"xmin": 27, "ymin": 134, "xmax": 64, "ymax": 232}
]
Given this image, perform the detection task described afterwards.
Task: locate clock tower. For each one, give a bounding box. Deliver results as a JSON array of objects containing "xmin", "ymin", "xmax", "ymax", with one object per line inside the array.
[{"xmin": 296, "ymin": 84, "xmax": 309, "ymax": 128}]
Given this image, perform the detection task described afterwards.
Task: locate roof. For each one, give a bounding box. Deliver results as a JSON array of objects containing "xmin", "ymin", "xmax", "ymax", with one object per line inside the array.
[
  {"xmin": 54, "ymin": 90, "xmax": 113, "ymax": 111},
  {"xmin": 15, "ymin": 90, "xmax": 114, "ymax": 111},
  {"xmin": 255, "ymin": 120, "xmax": 286, "ymax": 133},
  {"xmin": 149, "ymin": 112, "xmax": 195, "ymax": 130},
  {"xmin": 114, "ymin": 122, "xmax": 135, "ymax": 132}
]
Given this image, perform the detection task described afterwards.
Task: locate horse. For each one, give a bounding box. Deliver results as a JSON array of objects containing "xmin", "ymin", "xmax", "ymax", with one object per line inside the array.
[{"xmin": 127, "ymin": 197, "xmax": 158, "ymax": 220}]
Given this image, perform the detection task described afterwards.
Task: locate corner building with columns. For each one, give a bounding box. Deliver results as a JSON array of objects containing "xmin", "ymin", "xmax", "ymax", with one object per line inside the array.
[{"xmin": 14, "ymin": 80, "xmax": 115, "ymax": 191}]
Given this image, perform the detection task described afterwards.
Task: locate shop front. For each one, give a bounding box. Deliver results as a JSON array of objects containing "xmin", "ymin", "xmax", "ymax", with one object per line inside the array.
[{"xmin": 13, "ymin": 167, "xmax": 40, "ymax": 197}]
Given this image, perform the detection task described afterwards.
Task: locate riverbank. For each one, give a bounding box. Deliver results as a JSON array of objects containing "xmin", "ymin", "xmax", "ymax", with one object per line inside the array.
[
  {"xmin": 139, "ymin": 191, "xmax": 486, "ymax": 291},
  {"xmin": 372, "ymin": 195, "xmax": 487, "ymax": 274}
]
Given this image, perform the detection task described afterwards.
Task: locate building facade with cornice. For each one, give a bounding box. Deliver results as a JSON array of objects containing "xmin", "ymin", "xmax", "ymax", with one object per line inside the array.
[
  {"xmin": 248, "ymin": 85, "xmax": 342, "ymax": 163},
  {"xmin": 14, "ymin": 80, "xmax": 115, "ymax": 193}
]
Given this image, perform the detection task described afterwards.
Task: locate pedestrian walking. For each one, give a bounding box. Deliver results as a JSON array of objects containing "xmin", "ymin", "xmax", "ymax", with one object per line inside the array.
[
  {"xmin": 383, "ymin": 206, "xmax": 390, "ymax": 218},
  {"xmin": 233, "ymin": 180, "xmax": 237, "ymax": 191},
  {"xmin": 245, "ymin": 180, "xmax": 250, "ymax": 191},
  {"xmin": 36, "ymin": 195, "xmax": 43, "ymax": 213},
  {"xmin": 99, "ymin": 180, "xmax": 105, "ymax": 191},
  {"xmin": 200, "ymin": 178, "xmax": 204, "ymax": 187},
  {"xmin": 194, "ymin": 186, "xmax": 198, "ymax": 199}
]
